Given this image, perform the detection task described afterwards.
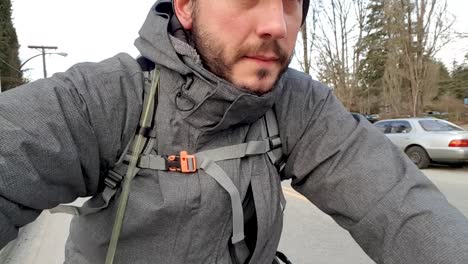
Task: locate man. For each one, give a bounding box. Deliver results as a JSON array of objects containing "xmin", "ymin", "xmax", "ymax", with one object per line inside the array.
[{"xmin": 0, "ymin": 0, "xmax": 467, "ymax": 263}]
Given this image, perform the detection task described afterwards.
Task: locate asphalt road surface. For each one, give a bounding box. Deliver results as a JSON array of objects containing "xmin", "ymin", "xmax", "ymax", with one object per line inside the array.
[
  {"xmin": 0, "ymin": 166, "xmax": 467, "ymax": 264},
  {"xmin": 278, "ymin": 165, "xmax": 468, "ymax": 264}
]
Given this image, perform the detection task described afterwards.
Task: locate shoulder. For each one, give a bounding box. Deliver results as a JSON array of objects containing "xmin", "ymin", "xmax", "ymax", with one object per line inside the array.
[
  {"xmin": 50, "ymin": 53, "xmax": 145, "ymax": 102},
  {"xmin": 66, "ymin": 53, "xmax": 143, "ymax": 80},
  {"xmin": 274, "ymin": 69, "xmax": 335, "ymax": 153},
  {"xmin": 276, "ymin": 68, "xmax": 333, "ymax": 117},
  {"xmin": 280, "ymin": 68, "xmax": 331, "ymax": 98}
]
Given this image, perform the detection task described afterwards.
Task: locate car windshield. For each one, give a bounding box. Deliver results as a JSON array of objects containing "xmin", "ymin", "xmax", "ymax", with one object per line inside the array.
[{"xmin": 418, "ymin": 120, "xmax": 463, "ymax": 131}]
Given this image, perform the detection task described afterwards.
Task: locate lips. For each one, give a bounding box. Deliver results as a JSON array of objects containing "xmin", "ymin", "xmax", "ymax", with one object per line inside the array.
[
  {"xmin": 243, "ymin": 55, "xmax": 281, "ymax": 68},
  {"xmin": 245, "ymin": 55, "xmax": 279, "ymax": 61}
]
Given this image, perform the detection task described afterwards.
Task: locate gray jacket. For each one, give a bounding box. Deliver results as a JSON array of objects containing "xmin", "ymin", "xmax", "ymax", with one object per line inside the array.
[{"xmin": 1, "ymin": 1, "xmax": 467, "ymax": 264}]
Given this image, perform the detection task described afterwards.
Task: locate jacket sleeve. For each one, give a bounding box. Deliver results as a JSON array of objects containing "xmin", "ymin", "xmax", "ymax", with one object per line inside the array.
[
  {"xmin": 278, "ymin": 77, "xmax": 468, "ymax": 263},
  {"xmin": 0, "ymin": 53, "xmax": 144, "ymax": 248}
]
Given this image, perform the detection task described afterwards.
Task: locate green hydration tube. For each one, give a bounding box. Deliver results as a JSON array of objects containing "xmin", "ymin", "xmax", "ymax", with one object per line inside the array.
[{"xmin": 104, "ymin": 69, "xmax": 161, "ymax": 264}]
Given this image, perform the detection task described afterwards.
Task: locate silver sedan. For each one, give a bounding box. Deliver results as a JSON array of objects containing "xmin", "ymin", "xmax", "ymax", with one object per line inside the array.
[{"xmin": 374, "ymin": 118, "xmax": 468, "ymax": 169}]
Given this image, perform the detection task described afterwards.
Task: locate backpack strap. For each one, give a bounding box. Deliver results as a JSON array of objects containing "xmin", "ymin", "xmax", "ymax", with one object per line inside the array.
[
  {"xmin": 48, "ymin": 164, "xmax": 132, "ymax": 216},
  {"xmin": 262, "ymin": 108, "xmax": 287, "ymax": 212},
  {"xmin": 263, "ymin": 108, "xmax": 286, "ymax": 172}
]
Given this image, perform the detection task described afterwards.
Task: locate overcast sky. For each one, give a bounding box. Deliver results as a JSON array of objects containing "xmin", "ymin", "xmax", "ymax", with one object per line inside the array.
[{"xmin": 11, "ymin": 0, "xmax": 468, "ymax": 81}]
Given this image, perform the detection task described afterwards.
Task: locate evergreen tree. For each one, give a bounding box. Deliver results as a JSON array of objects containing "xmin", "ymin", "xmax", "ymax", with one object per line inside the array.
[
  {"xmin": 448, "ymin": 65, "xmax": 468, "ymax": 100},
  {"xmin": 435, "ymin": 61, "xmax": 452, "ymax": 100},
  {"xmin": 359, "ymin": 0, "xmax": 387, "ymax": 90},
  {"xmin": 358, "ymin": 0, "xmax": 389, "ymax": 113},
  {"xmin": 0, "ymin": 0, "xmax": 24, "ymax": 92}
]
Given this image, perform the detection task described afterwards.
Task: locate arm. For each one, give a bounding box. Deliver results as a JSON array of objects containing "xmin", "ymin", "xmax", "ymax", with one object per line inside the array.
[
  {"xmin": 278, "ymin": 76, "xmax": 468, "ymax": 263},
  {"xmin": 0, "ymin": 53, "xmax": 144, "ymax": 248}
]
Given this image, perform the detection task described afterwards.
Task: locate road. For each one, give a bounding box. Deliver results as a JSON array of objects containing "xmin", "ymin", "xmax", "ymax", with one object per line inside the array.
[
  {"xmin": 0, "ymin": 166, "xmax": 467, "ymax": 264},
  {"xmin": 278, "ymin": 165, "xmax": 468, "ymax": 264}
]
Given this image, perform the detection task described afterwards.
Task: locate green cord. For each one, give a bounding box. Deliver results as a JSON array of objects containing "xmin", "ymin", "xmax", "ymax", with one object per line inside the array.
[{"xmin": 104, "ymin": 69, "xmax": 160, "ymax": 264}]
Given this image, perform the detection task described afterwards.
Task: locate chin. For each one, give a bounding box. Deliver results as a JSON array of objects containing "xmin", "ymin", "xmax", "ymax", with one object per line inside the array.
[
  {"xmin": 236, "ymin": 82, "xmax": 275, "ymax": 95},
  {"xmin": 231, "ymin": 70, "xmax": 281, "ymax": 95}
]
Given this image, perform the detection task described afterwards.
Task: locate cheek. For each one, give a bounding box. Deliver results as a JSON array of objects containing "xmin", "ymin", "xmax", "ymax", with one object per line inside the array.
[
  {"xmin": 285, "ymin": 20, "xmax": 301, "ymax": 51},
  {"xmin": 214, "ymin": 20, "xmax": 251, "ymax": 55},
  {"xmin": 287, "ymin": 30, "xmax": 299, "ymax": 50}
]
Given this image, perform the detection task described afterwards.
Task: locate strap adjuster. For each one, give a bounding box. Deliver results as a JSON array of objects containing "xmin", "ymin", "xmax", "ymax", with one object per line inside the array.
[
  {"xmin": 166, "ymin": 151, "xmax": 197, "ymax": 173},
  {"xmin": 269, "ymin": 136, "xmax": 282, "ymax": 149},
  {"xmin": 104, "ymin": 170, "xmax": 124, "ymax": 189}
]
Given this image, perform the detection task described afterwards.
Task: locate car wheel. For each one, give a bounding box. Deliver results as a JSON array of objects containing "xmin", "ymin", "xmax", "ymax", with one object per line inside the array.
[{"xmin": 405, "ymin": 146, "xmax": 430, "ymax": 169}]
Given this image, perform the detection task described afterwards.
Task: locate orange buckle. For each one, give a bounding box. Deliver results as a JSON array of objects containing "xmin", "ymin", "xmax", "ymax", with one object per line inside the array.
[{"xmin": 166, "ymin": 151, "xmax": 197, "ymax": 173}]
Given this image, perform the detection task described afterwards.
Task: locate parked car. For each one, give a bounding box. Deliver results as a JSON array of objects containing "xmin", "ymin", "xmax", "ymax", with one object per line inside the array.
[
  {"xmin": 351, "ymin": 112, "xmax": 379, "ymax": 123},
  {"xmin": 424, "ymin": 111, "xmax": 449, "ymax": 120},
  {"xmin": 365, "ymin": 114, "xmax": 379, "ymax": 123},
  {"xmin": 374, "ymin": 118, "xmax": 468, "ymax": 169},
  {"xmin": 425, "ymin": 111, "xmax": 441, "ymax": 116}
]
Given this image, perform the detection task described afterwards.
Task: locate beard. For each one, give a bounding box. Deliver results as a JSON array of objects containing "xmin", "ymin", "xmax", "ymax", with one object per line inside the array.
[{"xmin": 190, "ymin": 13, "xmax": 293, "ymax": 95}]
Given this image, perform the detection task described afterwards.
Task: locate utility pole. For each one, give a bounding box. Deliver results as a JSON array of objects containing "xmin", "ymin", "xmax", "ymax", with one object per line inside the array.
[{"xmin": 28, "ymin": 45, "xmax": 58, "ymax": 78}]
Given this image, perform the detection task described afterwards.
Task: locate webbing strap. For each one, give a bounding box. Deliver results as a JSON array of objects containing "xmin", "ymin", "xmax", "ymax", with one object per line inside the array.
[
  {"xmin": 262, "ymin": 108, "xmax": 287, "ymax": 211},
  {"xmin": 49, "ymin": 187, "xmax": 116, "ymax": 216},
  {"xmin": 49, "ymin": 165, "xmax": 137, "ymax": 216},
  {"xmin": 197, "ymin": 156, "xmax": 249, "ymax": 264},
  {"xmin": 142, "ymin": 137, "xmax": 156, "ymax": 155},
  {"xmin": 264, "ymin": 108, "xmax": 280, "ymax": 137},
  {"xmin": 197, "ymin": 157, "xmax": 244, "ymax": 243},
  {"xmin": 49, "ymin": 204, "xmax": 79, "ymax": 215},
  {"xmin": 137, "ymin": 140, "xmax": 271, "ymax": 171},
  {"xmin": 139, "ymin": 155, "xmax": 166, "ymax": 170},
  {"xmin": 197, "ymin": 140, "xmax": 270, "ymax": 162},
  {"xmin": 263, "ymin": 109, "xmax": 285, "ymax": 171}
]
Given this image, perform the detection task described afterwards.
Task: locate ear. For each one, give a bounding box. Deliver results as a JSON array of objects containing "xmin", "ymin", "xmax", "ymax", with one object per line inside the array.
[{"xmin": 173, "ymin": 0, "xmax": 194, "ymax": 30}]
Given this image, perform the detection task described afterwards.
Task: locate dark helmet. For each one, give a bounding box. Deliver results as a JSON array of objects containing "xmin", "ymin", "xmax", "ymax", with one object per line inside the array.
[{"xmin": 302, "ymin": 0, "xmax": 309, "ymax": 25}]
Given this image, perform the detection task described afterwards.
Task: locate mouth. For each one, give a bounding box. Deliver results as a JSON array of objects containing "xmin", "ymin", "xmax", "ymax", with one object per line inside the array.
[
  {"xmin": 245, "ymin": 54, "xmax": 279, "ymax": 61},
  {"xmin": 243, "ymin": 55, "xmax": 280, "ymax": 67}
]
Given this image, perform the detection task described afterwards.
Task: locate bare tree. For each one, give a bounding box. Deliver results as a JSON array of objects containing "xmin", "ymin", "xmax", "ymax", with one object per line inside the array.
[
  {"xmin": 396, "ymin": 0, "xmax": 454, "ymax": 116},
  {"xmin": 296, "ymin": 0, "xmax": 454, "ymax": 116},
  {"xmin": 300, "ymin": 24, "xmax": 311, "ymax": 74},
  {"xmin": 312, "ymin": 0, "xmax": 369, "ymax": 110},
  {"xmin": 296, "ymin": 1, "xmax": 319, "ymax": 75}
]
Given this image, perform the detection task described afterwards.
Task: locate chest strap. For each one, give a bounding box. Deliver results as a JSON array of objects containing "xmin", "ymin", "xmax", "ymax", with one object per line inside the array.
[{"xmin": 137, "ymin": 139, "xmax": 271, "ymax": 244}]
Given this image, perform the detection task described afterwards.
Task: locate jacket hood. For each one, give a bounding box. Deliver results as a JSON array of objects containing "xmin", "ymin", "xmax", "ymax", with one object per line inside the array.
[{"xmin": 134, "ymin": 0, "xmax": 286, "ymax": 134}]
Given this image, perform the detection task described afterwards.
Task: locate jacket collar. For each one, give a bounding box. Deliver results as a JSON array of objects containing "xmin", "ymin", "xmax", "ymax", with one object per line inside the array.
[{"xmin": 134, "ymin": 0, "xmax": 285, "ymax": 133}]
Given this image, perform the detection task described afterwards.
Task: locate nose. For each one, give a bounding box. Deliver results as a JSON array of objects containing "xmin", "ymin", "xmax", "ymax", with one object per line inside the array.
[{"xmin": 255, "ymin": 1, "xmax": 287, "ymax": 40}]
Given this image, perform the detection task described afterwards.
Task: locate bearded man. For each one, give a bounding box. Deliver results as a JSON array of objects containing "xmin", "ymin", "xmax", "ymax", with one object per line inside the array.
[{"xmin": 0, "ymin": 0, "xmax": 467, "ymax": 263}]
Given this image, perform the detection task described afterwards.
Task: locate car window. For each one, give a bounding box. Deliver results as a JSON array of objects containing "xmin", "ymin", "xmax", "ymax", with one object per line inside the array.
[
  {"xmin": 418, "ymin": 120, "xmax": 463, "ymax": 131},
  {"xmin": 389, "ymin": 121, "xmax": 412, "ymax": 134},
  {"xmin": 374, "ymin": 121, "xmax": 391, "ymax": 134}
]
